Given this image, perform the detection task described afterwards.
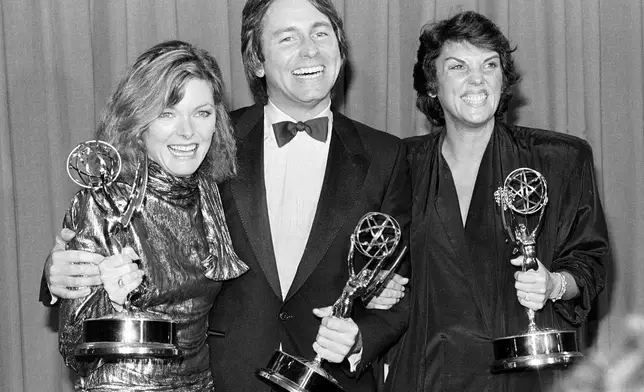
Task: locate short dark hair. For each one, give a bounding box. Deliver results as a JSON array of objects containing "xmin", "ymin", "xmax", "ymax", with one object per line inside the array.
[
  {"xmin": 414, "ymin": 11, "xmax": 521, "ymax": 126},
  {"xmin": 96, "ymin": 40, "xmax": 237, "ymax": 183},
  {"xmin": 240, "ymin": 0, "xmax": 349, "ymax": 105}
]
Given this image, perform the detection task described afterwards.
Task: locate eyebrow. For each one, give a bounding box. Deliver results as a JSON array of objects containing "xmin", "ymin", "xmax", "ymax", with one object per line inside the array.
[
  {"xmin": 312, "ymin": 21, "xmax": 333, "ymax": 30},
  {"xmin": 272, "ymin": 26, "xmax": 298, "ymax": 38},
  {"xmin": 444, "ymin": 54, "xmax": 500, "ymax": 63},
  {"xmin": 271, "ymin": 21, "xmax": 333, "ymax": 38},
  {"xmin": 169, "ymin": 102, "xmax": 214, "ymax": 111}
]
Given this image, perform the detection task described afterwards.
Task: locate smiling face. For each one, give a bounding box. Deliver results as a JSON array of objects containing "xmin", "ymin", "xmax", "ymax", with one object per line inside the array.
[
  {"xmin": 144, "ymin": 78, "xmax": 216, "ymax": 177},
  {"xmin": 256, "ymin": 0, "xmax": 342, "ymax": 118},
  {"xmin": 435, "ymin": 41, "xmax": 502, "ymax": 130}
]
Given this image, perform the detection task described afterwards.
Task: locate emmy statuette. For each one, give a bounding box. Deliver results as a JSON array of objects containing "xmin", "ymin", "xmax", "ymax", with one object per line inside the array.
[
  {"xmin": 67, "ymin": 140, "xmax": 180, "ymax": 361},
  {"xmin": 491, "ymin": 167, "xmax": 582, "ymax": 373},
  {"xmin": 257, "ymin": 212, "xmax": 408, "ymax": 392}
]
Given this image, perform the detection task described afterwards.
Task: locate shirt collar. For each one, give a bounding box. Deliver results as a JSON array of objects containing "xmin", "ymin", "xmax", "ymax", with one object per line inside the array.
[{"xmin": 265, "ymin": 100, "xmax": 331, "ymax": 123}]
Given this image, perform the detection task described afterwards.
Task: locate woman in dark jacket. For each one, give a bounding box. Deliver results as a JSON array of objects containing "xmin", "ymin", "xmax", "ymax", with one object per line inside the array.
[{"xmin": 384, "ymin": 11, "xmax": 609, "ymax": 392}]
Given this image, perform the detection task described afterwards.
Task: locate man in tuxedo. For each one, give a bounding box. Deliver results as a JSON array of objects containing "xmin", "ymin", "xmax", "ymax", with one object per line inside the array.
[{"xmin": 41, "ymin": 0, "xmax": 411, "ymax": 390}]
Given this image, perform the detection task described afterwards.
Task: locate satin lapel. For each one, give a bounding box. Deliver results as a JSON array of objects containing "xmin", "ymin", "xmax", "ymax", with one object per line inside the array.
[
  {"xmin": 432, "ymin": 138, "xmax": 493, "ymax": 335},
  {"xmin": 284, "ymin": 113, "xmax": 368, "ymax": 302},
  {"xmin": 230, "ymin": 113, "xmax": 282, "ymax": 299}
]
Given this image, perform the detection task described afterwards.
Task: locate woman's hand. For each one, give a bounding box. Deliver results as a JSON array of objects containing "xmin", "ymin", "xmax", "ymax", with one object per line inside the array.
[
  {"xmin": 99, "ymin": 247, "xmax": 143, "ymax": 310},
  {"xmin": 365, "ymin": 272, "xmax": 408, "ymax": 310},
  {"xmin": 511, "ymin": 255, "xmax": 558, "ymax": 311}
]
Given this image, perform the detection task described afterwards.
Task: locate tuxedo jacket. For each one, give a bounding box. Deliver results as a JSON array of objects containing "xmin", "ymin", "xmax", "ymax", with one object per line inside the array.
[{"xmin": 208, "ymin": 104, "xmax": 411, "ymax": 392}]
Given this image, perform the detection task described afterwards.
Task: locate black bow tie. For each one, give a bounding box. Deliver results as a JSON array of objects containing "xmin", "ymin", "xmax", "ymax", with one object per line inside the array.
[{"xmin": 272, "ymin": 117, "xmax": 329, "ymax": 147}]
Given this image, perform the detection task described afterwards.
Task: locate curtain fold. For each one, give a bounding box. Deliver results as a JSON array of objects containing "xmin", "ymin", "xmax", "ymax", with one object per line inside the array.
[
  {"xmin": 0, "ymin": 1, "xmax": 641, "ymax": 390},
  {"xmin": 597, "ymin": 0, "xmax": 644, "ymax": 349}
]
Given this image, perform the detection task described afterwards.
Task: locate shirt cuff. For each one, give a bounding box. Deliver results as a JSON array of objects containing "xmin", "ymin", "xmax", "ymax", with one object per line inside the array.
[
  {"xmin": 47, "ymin": 284, "xmax": 59, "ymax": 305},
  {"xmin": 347, "ymin": 347, "xmax": 363, "ymax": 372}
]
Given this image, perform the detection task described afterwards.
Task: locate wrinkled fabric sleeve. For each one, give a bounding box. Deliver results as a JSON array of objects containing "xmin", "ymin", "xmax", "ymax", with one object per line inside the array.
[
  {"xmin": 551, "ymin": 143, "xmax": 610, "ymax": 326},
  {"xmin": 58, "ymin": 190, "xmax": 114, "ymax": 375}
]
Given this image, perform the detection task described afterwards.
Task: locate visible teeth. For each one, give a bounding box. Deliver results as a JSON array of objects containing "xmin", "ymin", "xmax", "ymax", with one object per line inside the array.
[
  {"xmin": 462, "ymin": 93, "xmax": 487, "ymax": 106},
  {"xmin": 169, "ymin": 144, "xmax": 196, "ymax": 152},
  {"xmin": 293, "ymin": 66, "xmax": 324, "ymax": 77},
  {"xmin": 168, "ymin": 144, "xmax": 197, "ymax": 155}
]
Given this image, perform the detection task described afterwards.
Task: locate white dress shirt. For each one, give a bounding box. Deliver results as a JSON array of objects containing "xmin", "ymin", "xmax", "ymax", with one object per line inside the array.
[
  {"xmin": 263, "ymin": 101, "xmax": 362, "ymax": 369},
  {"xmin": 263, "ymin": 100, "xmax": 332, "ymax": 299}
]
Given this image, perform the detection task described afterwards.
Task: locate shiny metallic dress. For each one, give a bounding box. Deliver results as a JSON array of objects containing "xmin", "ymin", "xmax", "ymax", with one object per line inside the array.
[{"xmin": 59, "ymin": 162, "xmax": 247, "ymax": 391}]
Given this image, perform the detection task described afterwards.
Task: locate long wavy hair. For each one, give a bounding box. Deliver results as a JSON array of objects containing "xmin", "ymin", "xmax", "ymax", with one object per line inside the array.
[
  {"xmin": 414, "ymin": 11, "xmax": 521, "ymax": 126},
  {"xmin": 240, "ymin": 0, "xmax": 349, "ymax": 105},
  {"xmin": 96, "ymin": 40, "xmax": 237, "ymax": 183}
]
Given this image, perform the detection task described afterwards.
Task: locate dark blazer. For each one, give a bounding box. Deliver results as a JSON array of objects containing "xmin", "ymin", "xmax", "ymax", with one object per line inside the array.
[{"xmin": 208, "ymin": 104, "xmax": 411, "ymax": 392}]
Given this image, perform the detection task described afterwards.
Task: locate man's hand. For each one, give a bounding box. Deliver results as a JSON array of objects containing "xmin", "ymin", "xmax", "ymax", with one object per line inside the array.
[
  {"xmin": 366, "ymin": 272, "xmax": 408, "ymax": 310},
  {"xmin": 312, "ymin": 306, "xmax": 361, "ymax": 363},
  {"xmin": 45, "ymin": 228, "xmax": 103, "ymax": 299}
]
